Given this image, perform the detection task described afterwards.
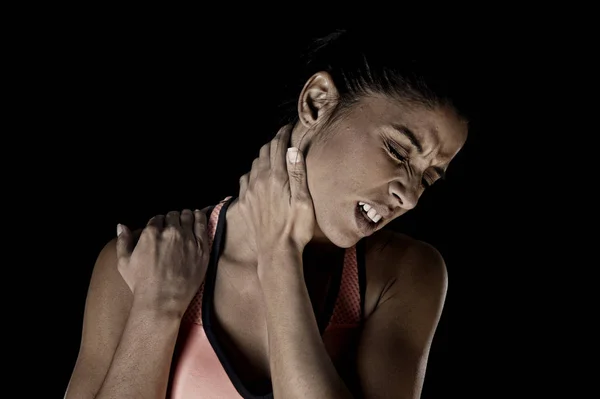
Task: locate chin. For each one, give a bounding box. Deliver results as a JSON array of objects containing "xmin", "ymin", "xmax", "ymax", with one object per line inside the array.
[
  {"xmin": 313, "ymin": 216, "xmax": 358, "ymax": 249},
  {"xmin": 330, "ymin": 235, "xmax": 358, "ymax": 249}
]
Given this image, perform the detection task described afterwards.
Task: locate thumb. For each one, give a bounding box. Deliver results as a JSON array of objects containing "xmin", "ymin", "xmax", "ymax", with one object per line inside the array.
[
  {"xmin": 287, "ymin": 147, "xmax": 309, "ymax": 202},
  {"xmin": 116, "ymin": 223, "xmax": 133, "ymax": 263}
]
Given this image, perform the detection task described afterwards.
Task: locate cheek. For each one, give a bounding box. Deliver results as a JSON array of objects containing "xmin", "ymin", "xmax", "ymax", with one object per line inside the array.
[
  {"xmin": 304, "ymin": 156, "xmax": 324, "ymax": 200},
  {"xmin": 305, "ymin": 156, "xmax": 330, "ymax": 197},
  {"xmin": 304, "ymin": 157, "xmax": 343, "ymax": 220},
  {"xmin": 305, "ymin": 134, "xmax": 367, "ymax": 200}
]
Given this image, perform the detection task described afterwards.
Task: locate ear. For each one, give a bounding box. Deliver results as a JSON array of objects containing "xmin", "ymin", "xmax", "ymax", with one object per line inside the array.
[{"xmin": 297, "ymin": 71, "xmax": 339, "ymax": 128}]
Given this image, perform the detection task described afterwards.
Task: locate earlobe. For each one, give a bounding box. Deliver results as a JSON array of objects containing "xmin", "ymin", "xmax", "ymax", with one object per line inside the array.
[{"xmin": 297, "ymin": 71, "xmax": 339, "ymax": 128}]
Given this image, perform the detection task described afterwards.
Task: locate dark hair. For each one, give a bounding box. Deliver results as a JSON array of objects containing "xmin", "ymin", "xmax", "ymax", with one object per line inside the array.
[{"xmin": 278, "ymin": 28, "xmax": 471, "ymax": 128}]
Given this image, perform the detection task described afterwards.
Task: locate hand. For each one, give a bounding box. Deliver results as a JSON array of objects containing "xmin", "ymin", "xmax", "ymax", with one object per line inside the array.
[
  {"xmin": 116, "ymin": 208, "xmax": 210, "ymax": 317},
  {"xmin": 237, "ymin": 125, "xmax": 316, "ymax": 269}
]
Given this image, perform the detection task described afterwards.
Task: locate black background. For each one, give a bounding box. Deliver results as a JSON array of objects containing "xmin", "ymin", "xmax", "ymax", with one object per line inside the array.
[{"xmin": 13, "ymin": 10, "xmax": 561, "ymax": 399}]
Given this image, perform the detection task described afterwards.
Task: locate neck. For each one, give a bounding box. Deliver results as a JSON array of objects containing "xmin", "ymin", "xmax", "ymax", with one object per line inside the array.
[
  {"xmin": 222, "ymin": 197, "xmax": 341, "ymax": 271},
  {"xmin": 220, "ymin": 122, "xmax": 341, "ymax": 269}
]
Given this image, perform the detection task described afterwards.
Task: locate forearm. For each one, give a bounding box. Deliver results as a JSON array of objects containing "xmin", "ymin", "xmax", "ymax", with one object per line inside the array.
[
  {"xmin": 259, "ymin": 248, "xmax": 354, "ymax": 399},
  {"xmin": 95, "ymin": 299, "xmax": 181, "ymax": 399}
]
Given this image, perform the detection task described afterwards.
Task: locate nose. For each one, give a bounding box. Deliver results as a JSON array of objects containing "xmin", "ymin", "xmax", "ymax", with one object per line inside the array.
[{"xmin": 389, "ymin": 180, "xmax": 421, "ymax": 210}]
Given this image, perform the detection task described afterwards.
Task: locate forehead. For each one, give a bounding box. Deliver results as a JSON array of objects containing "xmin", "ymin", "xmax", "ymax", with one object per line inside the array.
[{"xmin": 352, "ymin": 94, "xmax": 468, "ymax": 160}]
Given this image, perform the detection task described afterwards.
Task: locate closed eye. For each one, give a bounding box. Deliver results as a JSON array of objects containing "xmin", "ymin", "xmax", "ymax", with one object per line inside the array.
[
  {"xmin": 386, "ymin": 140, "xmax": 438, "ymax": 189},
  {"xmin": 385, "ymin": 140, "xmax": 406, "ymax": 162}
]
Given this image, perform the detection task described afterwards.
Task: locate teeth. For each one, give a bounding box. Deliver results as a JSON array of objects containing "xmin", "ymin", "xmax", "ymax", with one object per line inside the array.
[{"xmin": 358, "ymin": 202, "xmax": 382, "ymax": 223}]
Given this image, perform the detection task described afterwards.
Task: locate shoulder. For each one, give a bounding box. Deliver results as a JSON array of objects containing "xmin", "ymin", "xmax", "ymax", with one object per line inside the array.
[
  {"xmin": 346, "ymin": 231, "xmax": 448, "ymax": 397},
  {"xmin": 366, "ymin": 229, "xmax": 448, "ymax": 310}
]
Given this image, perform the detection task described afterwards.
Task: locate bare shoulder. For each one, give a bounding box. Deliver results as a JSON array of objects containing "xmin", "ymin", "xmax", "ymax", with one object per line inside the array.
[
  {"xmin": 337, "ymin": 231, "xmax": 448, "ymax": 397},
  {"xmin": 365, "ymin": 229, "xmax": 448, "ymax": 313},
  {"xmin": 64, "ymin": 230, "xmax": 141, "ymax": 398},
  {"xmin": 66, "ymin": 206, "xmax": 214, "ymax": 398}
]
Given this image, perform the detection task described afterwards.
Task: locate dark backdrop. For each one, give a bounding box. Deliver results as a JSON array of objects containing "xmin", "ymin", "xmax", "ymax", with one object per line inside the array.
[{"xmin": 31, "ymin": 15, "xmax": 520, "ymax": 399}]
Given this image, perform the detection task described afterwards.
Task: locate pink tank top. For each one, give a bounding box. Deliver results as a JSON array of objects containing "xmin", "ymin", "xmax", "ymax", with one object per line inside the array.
[{"xmin": 166, "ymin": 196, "xmax": 366, "ymax": 398}]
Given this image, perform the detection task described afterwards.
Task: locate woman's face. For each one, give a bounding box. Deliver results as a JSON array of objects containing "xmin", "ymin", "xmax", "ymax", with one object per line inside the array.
[{"xmin": 293, "ymin": 93, "xmax": 468, "ymax": 248}]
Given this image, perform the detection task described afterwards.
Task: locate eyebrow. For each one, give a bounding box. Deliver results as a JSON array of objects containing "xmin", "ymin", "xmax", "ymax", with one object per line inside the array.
[
  {"xmin": 390, "ymin": 123, "xmax": 447, "ymax": 181},
  {"xmin": 390, "ymin": 123, "xmax": 423, "ymax": 153}
]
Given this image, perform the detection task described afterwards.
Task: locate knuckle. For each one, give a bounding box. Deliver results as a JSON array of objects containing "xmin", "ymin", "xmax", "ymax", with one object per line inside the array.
[
  {"xmin": 194, "ymin": 218, "xmax": 207, "ymax": 229},
  {"xmin": 255, "ymin": 178, "xmax": 266, "ymax": 189},
  {"xmin": 195, "ymin": 212, "xmax": 207, "ymax": 222},
  {"xmin": 297, "ymin": 200, "xmax": 312, "ymax": 212},
  {"xmin": 144, "ymin": 225, "xmax": 159, "ymax": 235},
  {"xmin": 194, "ymin": 219, "xmax": 207, "ymax": 230},
  {"xmin": 162, "ymin": 226, "xmax": 181, "ymax": 238},
  {"xmin": 199, "ymin": 215, "xmax": 208, "ymax": 226},
  {"xmin": 141, "ymin": 227, "xmax": 159, "ymax": 242}
]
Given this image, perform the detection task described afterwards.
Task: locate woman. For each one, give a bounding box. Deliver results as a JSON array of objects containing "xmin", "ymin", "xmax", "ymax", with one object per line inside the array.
[{"xmin": 65, "ymin": 29, "xmax": 469, "ymax": 399}]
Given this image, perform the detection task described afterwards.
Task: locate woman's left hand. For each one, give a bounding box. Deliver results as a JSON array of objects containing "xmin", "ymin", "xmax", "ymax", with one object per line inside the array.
[{"xmin": 237, "ymin": 125, "xmax": 316, "ymax": 269}]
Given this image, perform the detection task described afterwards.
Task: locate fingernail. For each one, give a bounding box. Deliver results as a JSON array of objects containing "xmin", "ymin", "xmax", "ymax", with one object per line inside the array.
[
  {"xmin": 287, "ymin": 147, "xmax": 299, "ymax": 163},
  {"xmin": 117, "ymin": 224, "xmax": 123, "ymax": 237}
]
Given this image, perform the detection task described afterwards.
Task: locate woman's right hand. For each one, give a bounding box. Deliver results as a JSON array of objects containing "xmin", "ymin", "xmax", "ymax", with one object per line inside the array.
[{"xmin": 116, "ymin": 208, "xmax": 211, "ymax": 318}]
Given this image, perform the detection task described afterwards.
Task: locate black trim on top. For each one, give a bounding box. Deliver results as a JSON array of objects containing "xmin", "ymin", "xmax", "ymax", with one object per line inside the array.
[
  {"xmin": 201, "ymin": 196, "xmax": 274, "ymax": 399},
  {"xmin": 200, "ymin": 196, "xmax": 353, "ymax": 399}
]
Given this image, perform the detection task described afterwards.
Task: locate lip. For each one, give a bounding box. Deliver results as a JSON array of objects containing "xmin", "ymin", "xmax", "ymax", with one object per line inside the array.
[{"xmin": 354, "ymin": 204, "xmax": 380, "ymax": 237}]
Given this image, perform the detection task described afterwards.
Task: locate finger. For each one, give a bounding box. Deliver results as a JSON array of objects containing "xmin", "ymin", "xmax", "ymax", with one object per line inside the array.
[
  {"xmin": 165, "ymin": 210, "xmax": 181, "ymax": 229},
  {"xmin": 141, "ymin": 215, "xmax": 164, "ymax": 243},
  {"xmin": 257, "ymin": 139, "xmax": 271, "ymax": 175},
  {"xmin": 193, "ymin": 209, "xmax": 208, "ymax": 253},
  {"xmin": 180, "ymin": 209, "xmax": 194, "ymax": 234},
  {"xmin": 271, "ymin": 124, "xmax": 293, "ymax": 167},
  {"xmin": 116, "ymin": 223, "xmax": 134, "ymax": 262},
  {"xmin": 249, "ymin": 157, "xmax": 260, "ymax": 183},
  {"xmin": 286, "ymin": 147, "xmax": 310, "ymax": 201},
  {"xmin": 239, "ymin": 173, "xmax": 249, "ymax": 198},
  {"xmin": 147, "ymin": 214, "xmax": 165, "ymax": 229}
]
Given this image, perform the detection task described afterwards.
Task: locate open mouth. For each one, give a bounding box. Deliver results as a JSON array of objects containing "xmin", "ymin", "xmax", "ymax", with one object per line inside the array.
[{"xmin": 357, "ymin": 202, "xmax": 383, "ymax": 224}]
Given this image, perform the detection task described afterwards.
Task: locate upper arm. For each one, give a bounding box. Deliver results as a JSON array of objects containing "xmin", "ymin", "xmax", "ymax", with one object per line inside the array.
[
  {"xmin": 352, "ymin": 235, "xmax": 448, "ymax": 399},
  {"xmin": 65, "ymin": 231, "xmax": 141, "ymax": 399},
  {"xmin": 65, "ymin": 205, "xmax": 212, "ymax": 398}
]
